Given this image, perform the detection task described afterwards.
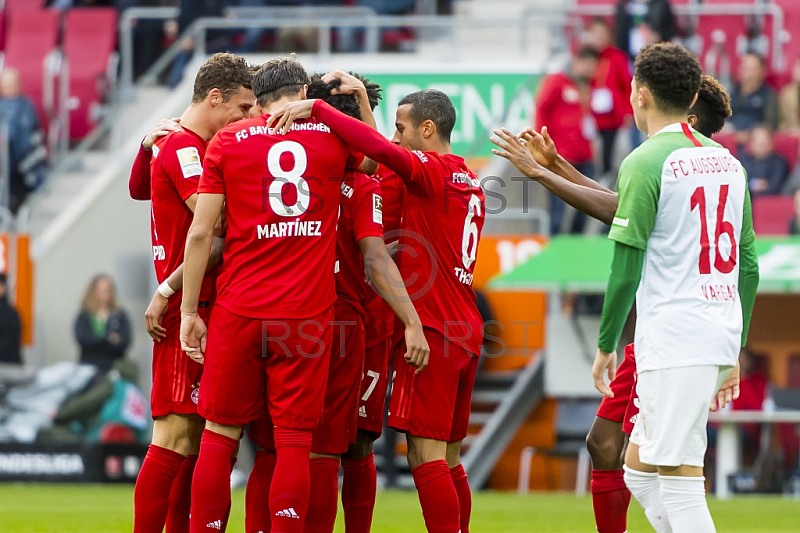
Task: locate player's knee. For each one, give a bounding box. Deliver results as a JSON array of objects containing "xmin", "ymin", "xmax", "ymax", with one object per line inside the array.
[
  {"xmin": 343, "ymin": 432, "xmax": 374, "ymax": 461},
  {"xmin": 586, "ymin": 430, "xmax": 621, "ymax": 469}
]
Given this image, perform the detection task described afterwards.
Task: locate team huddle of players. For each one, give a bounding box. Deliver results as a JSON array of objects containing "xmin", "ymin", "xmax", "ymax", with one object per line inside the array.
[
  {"xmin": 127, "ymin": 42, "xmax": 756, "ymax": 533},
  {"xmin": 128, "ymin": 54, "xmax": 484, "ymax": 533}
]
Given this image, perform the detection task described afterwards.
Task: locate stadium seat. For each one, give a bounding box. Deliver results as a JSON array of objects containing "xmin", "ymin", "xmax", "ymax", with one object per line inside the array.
[
  {"xmin": 713, "ymin": 132, "xmax": 739, "ymax": 157},
  {"xmin": 771, "ymin": 0, "xmax": 800, "ymax": 74},
  {"xmin": 2, "ymin": 8, "xmax": 60, "ymax": 126},
  {"xmin": 64, "ymin": 8, "xmax": 118, "ymax": 139},
  {"xmin": 752, "ymin": 195, "xmax": 795, "ymax": 235},
  {"xmin": 772, "ymin": 132, "xmax": 799, "ymax": 171},
  {"xmin": 787, "ymin": 354, "xmax": 800, "ymax": 388},
  {"xmin": 3, "ymin": 0, "xmax": 46, "ymax": 13},
  {"xmin": 697, "ymin": 0, "xmax": 754, "ymax": 80}
]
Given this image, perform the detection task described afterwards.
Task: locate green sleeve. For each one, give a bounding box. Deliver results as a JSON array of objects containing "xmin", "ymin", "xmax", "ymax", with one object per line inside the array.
[
  {"xmin": 738, "ymin": 190, "xmax": 760, "ymax": 347},
  {"xmin": 608, "ymin": 155, "xmax": 661, "ymax": 250},
  {"xmin": 598, "ymin": 242, "xmax": 645, "ymax": 353}
]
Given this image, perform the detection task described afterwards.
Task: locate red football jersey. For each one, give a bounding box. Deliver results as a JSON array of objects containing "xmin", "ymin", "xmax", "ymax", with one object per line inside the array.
[
  {"xmin": 336, "ymin": 171, "xmax": 384, "ymax": 317},
  {"xmin": 198, "ymin": 114, "xmax": 356, "ymax": 319},
  {"xmin": 363, "ymin": 165, "xmax": 406, "ymax": 346},
  {"xmin": 396, "ymin": 151, "xmax": 486, "ymax": 356},
  {"xmin": 150, "ymin": 128, "xmax": 215, "ymax": 312}
]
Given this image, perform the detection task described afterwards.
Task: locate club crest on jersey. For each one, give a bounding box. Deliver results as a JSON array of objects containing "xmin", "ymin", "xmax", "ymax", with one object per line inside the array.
[
  {"xmin": 373, "ymin": 194, "xmax": 383, "ymax": 224},
  {"xmin": 176, "ymin": 147, "xmax": 202, "ymax": 179},
  {"xmin": 191, "ymin": 384, "xmax": 200, "ymax": 405}
]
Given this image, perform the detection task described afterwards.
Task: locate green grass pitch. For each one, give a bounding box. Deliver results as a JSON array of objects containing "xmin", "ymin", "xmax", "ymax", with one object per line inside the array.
[{"xmin": 1, "ymin": 484, "xmax": 798, "ymax": 532}]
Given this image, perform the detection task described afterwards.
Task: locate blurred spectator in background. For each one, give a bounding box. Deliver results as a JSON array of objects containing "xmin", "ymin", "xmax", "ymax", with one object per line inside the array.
[
  {"xmin": 535, "ymin": 46, "xmax": 598, "ymax": 234},
  {"xmin": 0, "ymin": 273, "xmax": 22, "ymax": 365},
  {"xmin": 0, "ymin": 69, "xmax": 47, "ymax": 213},
  {"xmin": 732, "ymin": 349, "xmax": 768, "ymax": 463},
  {"xmin": 779, "ymin": 57, "xmax": 800, "ymax": 133},
  {"xmin": 615, "ymin": 0, "xmax": 677, "ymax": 61},
  {"xmin": 729, "ymin": 53, "xmax": 779, "ymax": 132},
  {"xmin": 740, "ymin": 125, "xmax": 790, "ymax": 197},
  {"xmin": 74, "ymin": 275, "xmax": 131, "ymax": 373},
  {"xmin": 789, "ymin": 191, "xmax": 800, "ymax": 235},
  {"xmin": 585, "ymin": 18, "xmax": 632, "ymax": 176}
]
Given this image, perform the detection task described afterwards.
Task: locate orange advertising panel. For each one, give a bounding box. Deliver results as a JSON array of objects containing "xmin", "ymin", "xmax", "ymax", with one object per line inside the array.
[
  {"xmin": 0, "ymin": 234, "xmax": 7, "ymax": 274},
  {"xmin": 473, "ymin": 234, "xmax": 548, "ymax": 291},
  {"xmin": 0, "ymin": 233, "xmax": 34, "ymax": 345}
]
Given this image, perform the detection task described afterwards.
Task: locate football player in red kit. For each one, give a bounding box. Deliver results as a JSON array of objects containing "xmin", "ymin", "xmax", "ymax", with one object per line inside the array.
[
  {"xmin": 244, "ymin": 71, "xmax": 427, "ymax": 533},
  {"xmin": 269, "ymin": 86, "xmax": 486, "ymax": 533},
  {"xmin": 132, "ymin": 53, "xmax": 254, "ymax": 533},
  {"xmin": 179, "ymin": 59, "xmax": 428, "ymax": 533}
]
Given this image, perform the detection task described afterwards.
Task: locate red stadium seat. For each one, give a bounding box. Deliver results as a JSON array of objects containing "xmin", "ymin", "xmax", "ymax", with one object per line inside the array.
[
  {"xmin": 3, "ymin": 0, "xmax": 46, "ymax": 13},
  {"xmin": 752, "ymin": 195, "xmax": 795, "ymax": 235},
  {"xmin": 3, "ymin": 9, "xmax": 60, "ymax": 126},
  {"xmin": 772, "ymin": 133, "xmax": 799, "ymax": 171},
  {"xmin": 771, "ymin": 0, "xmax": 800, "ymax": 73},
  {"xmin": 713, "ymin": 132, "xmax": 739, "ymax": 157},
  {"xmin": 64, "ymin": 8, "xmax": 118, "ymax": 139},
  {"xmin": 696, "ymin": 0, "xmax": 754, "ymax": 80}
]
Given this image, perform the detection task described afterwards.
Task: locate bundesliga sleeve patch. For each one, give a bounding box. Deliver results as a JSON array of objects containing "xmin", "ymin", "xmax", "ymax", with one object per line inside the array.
[
  {"xmin": 176, "ymin": 147, "xmax": 203, "ymax": 179},
  {"xmin": 612, "ymin": 216, "xmax": 629, "ymax": 228},
  {"xmin": 373, "ymin": 194, "xmax": 383, "ymax": 224}
]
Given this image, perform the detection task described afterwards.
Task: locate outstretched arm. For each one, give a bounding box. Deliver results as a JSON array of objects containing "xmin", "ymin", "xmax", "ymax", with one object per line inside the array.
[{"xmin": 491, "ymin": 128, "xmax": 618, "ymax": 225}]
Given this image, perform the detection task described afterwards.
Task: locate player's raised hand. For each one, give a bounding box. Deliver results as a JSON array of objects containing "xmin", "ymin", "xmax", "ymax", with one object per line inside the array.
[
  {"xmin": 143, "ymin": 118, "xmax": 182, "ymax": 150},
  {"xmin": 180, "ymin": 312, "xmax": 207, "ymax": 364},
  {"xmin": 266, "ymin": 99, "xmax": 316, "ymax": 135},
  {"xmin": 145, "ymin": 290, "xmax": 169, "ymax": 342},
  {"xmin": 490, "ymin": 128, "xmax": 547, "ymax": 180},
  {"xmin": 592, "ymin": 348, "xmax": 617, "ymax": 398},
  {"xmin": 519, "ymin": 126, "xmax": 558, "ymax": 168},
  {"xmin": 321, "ymin": 70, "xmax": 365, "ymax": 95},
  {"xmin": 403, "ymin": 324, "xmax": 430, "ymax": 374},
  {"xmin": 711, "ymin": 362, "xmax": 741, "ymax": 412}
]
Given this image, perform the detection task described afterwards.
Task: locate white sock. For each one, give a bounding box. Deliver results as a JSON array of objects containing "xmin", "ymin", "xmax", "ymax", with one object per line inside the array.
[
  {"xmin": 623, "ymin": 465, "xmax": 672, "ymax": 533},
  {"xmin": 659, "ymin": 475, "xmax": 715, "ymax": 533}
]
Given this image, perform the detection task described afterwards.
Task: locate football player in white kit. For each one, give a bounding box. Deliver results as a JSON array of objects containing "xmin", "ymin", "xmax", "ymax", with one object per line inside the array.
[{"xmin": 592, "ymin": 43, "xmax": 760, "ymax": 533}]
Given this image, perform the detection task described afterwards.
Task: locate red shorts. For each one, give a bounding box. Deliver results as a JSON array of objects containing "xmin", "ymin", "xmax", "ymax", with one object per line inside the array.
[
  {"xmin": 358, "ymin": 335, "xmax": 392, "ymax": 437},
  {"xmin": 199, "ymin": 304, "xmax": 333, "ymax": 429},
  {"xmin": 311, "ymin": 301, "xmax": 366, "ymax": 455},
  {"xmin": 150, "ymin": 306, "xmax": 210, "ymax": 418},
  {"xmin": 596, "ymin": 344, "xmax": 639, "ymax": 435},
  {"xmin": 388, "ymin": 329, "xmax": 479, "ymax": 442}
]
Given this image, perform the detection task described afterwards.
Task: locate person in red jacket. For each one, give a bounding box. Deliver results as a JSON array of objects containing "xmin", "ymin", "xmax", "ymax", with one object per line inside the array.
[
  {"xmin": 586, "ymin": 18, "xmax": 633, "ymax": 176},
  {"xmin": 534, "ymin": 46, "xmax": 599, "ymax": 234}
]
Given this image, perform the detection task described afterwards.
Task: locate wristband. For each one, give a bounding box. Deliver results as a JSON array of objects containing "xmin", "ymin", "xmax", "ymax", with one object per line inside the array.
[{"xmin": 157, "ymin": 281, "xmax": 175, "ymax": 298}]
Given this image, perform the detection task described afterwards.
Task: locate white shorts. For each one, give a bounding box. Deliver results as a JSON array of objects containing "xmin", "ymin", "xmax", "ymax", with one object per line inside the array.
[{"xmin": 630, "ymin": 365, "xmax": 733, "ymax": 468}]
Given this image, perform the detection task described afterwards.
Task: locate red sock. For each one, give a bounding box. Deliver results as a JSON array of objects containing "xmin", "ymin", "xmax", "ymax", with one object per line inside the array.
[
  {"xmin": 189, "ymin": 430, "xmax": 238, "ymax": 533},
  {"xmin": 305, "ymin": 457, "xmax": 340, "ymax": 533},
  {"xmin": 411, "ymin": 460, "xmax": 460, "ymax": 533},
  {"xmin": 341, "ymin": 453, "xmax": 377, "ymax": 533},
  {"xmin": 134, "ymin": 445, "xmax": 185, "ymax": 533},
  {"xmin": 450, "ymin": 464, "xmax": 471, "ymax": 533},
  {"xmin": 246, "ymin": 450, "xmax": 277, "ymax": 533},
  {"xmin": 270, "ymin": 428, "xmax": 313, "ymax": 533},
  {"xmin": 165, "ymin": 454, "xmax": 198, "ymax": 533},
  {"xmin": 591, "ymin": 469, "xmax": 631, "ymax": 533},
  {"xmin": 219, "ymin": 457, "xmax": 237, "ymax": 533}
]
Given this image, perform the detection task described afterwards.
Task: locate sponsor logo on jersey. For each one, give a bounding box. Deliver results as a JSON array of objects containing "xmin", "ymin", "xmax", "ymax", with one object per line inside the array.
[
  {"xmin": 373, "ymin": 194, "xmax": 383, "ymax": 224},
  {"xmin": 359, "ymin": 405, "xmax": 367, "ymax": 418},
  {"xmin": 206, "ymin": 520, "xmax": 222, "ymax": 529},
  {"xmin": 176, "ymin": 147, "xmax": 202, "ymax": 179},
  {"xmin": 256, "ymin": 220, "xmax": 323, "ymax": 239}
]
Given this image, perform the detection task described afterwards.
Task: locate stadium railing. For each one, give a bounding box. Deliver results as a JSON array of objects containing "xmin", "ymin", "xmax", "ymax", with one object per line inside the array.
[{"xmin": 568, "ymin": 1, "xmax": 787, "ymax": 71}]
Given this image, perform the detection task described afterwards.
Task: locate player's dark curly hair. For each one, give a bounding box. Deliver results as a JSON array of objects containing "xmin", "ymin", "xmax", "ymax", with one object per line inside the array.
[
  {"xmin": 192, "ymin": 53, "xmax": 253, "ymax": 103},
  {"xmin": 398, "ymin": 89, "xmax": 456, "ymax": 143},
  {"xmin": 634, "ymin": 43, "xmax": 702, "ymax": 114},
  {"xmin": 253, "ymin": 58, "xmax": 310, "ymax": 106},
  {"xmin": 306, "ymin": 73, "xmax": 382, "ymax": 120},
  {"xmin": 689, "ymin": 75, "xmax": 732, "ymax": 137}
]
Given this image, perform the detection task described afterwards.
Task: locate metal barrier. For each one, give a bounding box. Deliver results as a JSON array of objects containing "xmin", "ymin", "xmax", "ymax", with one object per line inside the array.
[{"xmin": 568, "ymin": 1, "xmax": 786, "ymax": 70}]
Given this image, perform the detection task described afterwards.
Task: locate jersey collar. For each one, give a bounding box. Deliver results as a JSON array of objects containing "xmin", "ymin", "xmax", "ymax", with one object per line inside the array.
[{"xmin": 651, "ymin": 122, "xmax": 694, "ymax": 137}]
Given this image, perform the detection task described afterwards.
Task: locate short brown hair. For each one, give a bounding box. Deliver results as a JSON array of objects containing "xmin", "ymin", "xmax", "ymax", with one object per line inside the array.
[
  {"xmin": 192, "ymin": 53, "xmax": 253, "ymax": 103},
  {"xmin": 634, "ymin": 43, "xmax": 702, "ymax": 114},
  {"xmin": 253, "ymin": 58, "xmax": 309, "ymax": 107}
]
